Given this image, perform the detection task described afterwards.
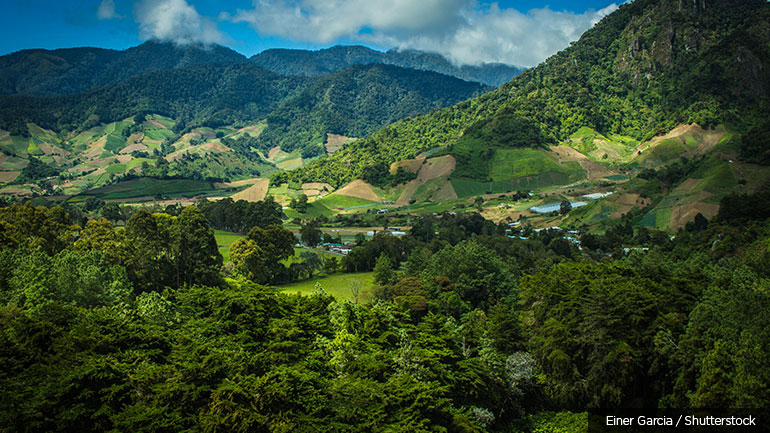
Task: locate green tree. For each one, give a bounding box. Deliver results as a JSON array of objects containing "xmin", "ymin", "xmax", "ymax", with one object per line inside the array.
[
  {"xmin": 124, "ymin": 208, "xmax": 175, "ymax": 291},
  {"xmin": 231, "ymin": 225, "xmax": 295, "ymax": 284},
  {"xmin": 101, "ymin": 202, "xmax": 124, "ymax": 224},
  {"xmin": 300, "ymin": 223, "xmax": 322, "ymax": 247},
  {"xmin": 299, "ymin": 251, "xmax": 322, "ymax": 278},
  {"xmin": 173, "ymin": 206, "xmax": 223, "ymax": 287},
  {"xmin": 373, "ymin": 252, "xmax": 395, "ymax": 286},
  {"xmin": 424, "ymin": 241, "xmax": 515, "ymax": 311}
]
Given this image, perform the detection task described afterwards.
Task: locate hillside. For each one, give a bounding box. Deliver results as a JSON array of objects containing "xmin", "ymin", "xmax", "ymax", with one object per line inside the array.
[
  {"xmin": 251, "ymin": 45, "xmax": 524, "ymax": 86},
  {"xmin": 0, "ymin": 63, "xmax": 301, "ymax": 136},
  {"xmin": 286, "ymin": 0, "xmax": 770, "ymax": 188},
  {"xmin": 257, "ymin": 64, "xmax": 490, "ymax": 152},
  {"xmin": 0, "ymin": 63, "xmax": 489, "ymax": 196},
  {"xmin": 0, "ymin": 41, "xmax": 248, "ymax": 97}
]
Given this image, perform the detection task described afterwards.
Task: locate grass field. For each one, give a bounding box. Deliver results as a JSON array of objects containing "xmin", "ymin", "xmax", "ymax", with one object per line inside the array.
[
  {"xmin": 277, "ymin": 271, "xmax": 375, "ymax": 300},
  {"xmin": 451, "ymin": 171, "xmax": 574, "ymax": 198},
  {"xmin": 27, "ymin": 138, "xmax": 43, "ymax": 155},
  {"xmin": 214, "ymin": 230, "xmax": 245, "ymax": 262},
  {"xmin": 489, "ymin": 148, "xmax": 574, "ymax": 181},
  {"xmin": 315, "ymin": 193, "xmax": 378, "ymax": 210},
  {"xmin": 105, "ymin": 163, "xmax": 127, "ymax": 174},
  {"xmin": 104, "ymin": 135, "xmax": 125, "ymax": 153},
  {"xmin": 145, "ymin": 129, "xmax": 175, "ymax": 141}
]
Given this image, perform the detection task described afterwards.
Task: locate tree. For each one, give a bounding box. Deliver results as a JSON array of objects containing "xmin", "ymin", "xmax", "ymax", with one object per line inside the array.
[
  {"xmin": 559, "ymin": 200, "xmax": 572, "ymax": 215},
  {"xmin": 230, "ymin": 238, "xmax": 268, "ymax": 282},
  {"xmin": 291, "ymin": 193, "xmax": 309, "ymax": 212},
  {"xmin": 300, "ymin": 251, "xmax": 322, "ymax": 278},
  {"xmin": 173, "ymin": 206, "xmax": 223, "ymax": 287},
  {"xmin": 84, "ymin": 197, "xmax": 105, "ymax": 211},
  {"xmin": 300, "ymin": 223, "xmax": 322, "ymax": 247},
  {"xmin": 424, "ymin": 241, "xmax": 515, "ymax": 311},
  {"xmin": 101, "ymin": 202, "xmax": 124, "ymax": 224},
  {"xmin": 0, "ymin": 202, "xmax": 77, "ymax": 255},
  {"xmin": 124, "ymin": 208, "xmax": 175, "ymax": 291},
  {"xmin": 373, "ymin": 252, "xmax": 395, "ymax": 286},
  {"xmin": 323, "ymin": 256, "xmax": 339, "ymax": 274},
  {"xmin": 349, "ymin": 278, "xmax": 362, "ymax": 304},
  {"xmin": 231, "ymin": 225, "xmax": 296, "ymax": 284}
]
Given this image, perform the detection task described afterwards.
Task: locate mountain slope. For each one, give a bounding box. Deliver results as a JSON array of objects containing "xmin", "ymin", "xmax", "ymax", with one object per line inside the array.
[
  {"xmin": 285, "ymin": 0, "xmax": 770, "ymax": 187},
  {"xmin": 0, "ymin": 63, "xmax": 487, "ymax": 149},
  {"xmin": 257, "ymin": 64, "xmax": 490, "ymax": 152},
  {"xmin": 0, "ymin": 63, "xmax": 301, "ymax": 136},
  {"xmin": 0, "ymin": 41, "xmax": 247, "ymax": 97},
  {"xmin": 251, "ymin": 45, "xmax": 524, "ymax": 86}
]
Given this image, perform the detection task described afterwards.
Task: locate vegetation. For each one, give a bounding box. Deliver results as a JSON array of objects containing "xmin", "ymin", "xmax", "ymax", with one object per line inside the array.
[
  {"xmin": 285, "ymin": 0, "xmax": 770, "ymax": 186},
  {"xmin": 1, "ymin": 192, "xmax": 769, "ymax": 430},
  {"xmin": 256, "ymin": 64, "xmax": 488, "ymax": 153},
  {"xmin": 1, "ymin": 0, "xmax": 770, "ymax": 430},
  {"xmin": 196, "ymin": 196, "xmax": 283, "ymax": 233}
]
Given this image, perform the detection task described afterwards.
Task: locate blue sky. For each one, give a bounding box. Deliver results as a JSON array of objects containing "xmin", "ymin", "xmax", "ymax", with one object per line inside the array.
[{"xmin": 1, "ymin": 0, "xmax": 620, "ymax": 67}]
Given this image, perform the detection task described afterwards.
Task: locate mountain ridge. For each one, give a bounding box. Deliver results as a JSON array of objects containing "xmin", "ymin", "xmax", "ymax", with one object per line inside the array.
[
  {"xmin": 0, "ymin": 41, "xmax": 522, "ymax": 97},
  {"xmin": 251, "ymin": 45, "xmax": 524, "ymax": 86},
  {"xmin": 0, "ymin": 41, "xmax": 248, "ymax": 97}
]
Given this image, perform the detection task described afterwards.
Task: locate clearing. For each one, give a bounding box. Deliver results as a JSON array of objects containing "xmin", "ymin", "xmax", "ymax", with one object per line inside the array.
[
  {"xmin": 417, "ymin": 155, "xmax": 456, "ymax": 182},
  {"xmin": 277, "ymin": 271, "xmax": 375, "ymax": 300},
  {"xmin": 335, "ymin": 179, "xmax": 381, "ymax": 202},
  {"xmin": 231, "ymin": 178, "xmax": 270, "ymax": 202},
  {"xmin": 325, "ymin": 133, "xmax": 357, "ymax": 154}
]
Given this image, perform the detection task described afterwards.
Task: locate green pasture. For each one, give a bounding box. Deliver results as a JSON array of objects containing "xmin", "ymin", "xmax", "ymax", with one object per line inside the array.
[
  {"xmin": 214, "ymin": 230, "xmax": 245, "ymax": 263},
  {"xmin": 315, "ymin": 193, "xmax": 378, "ymax": 210},
  {"xmin": 277, "ymin": 271, "xmax": 375, "ymax": 300}
]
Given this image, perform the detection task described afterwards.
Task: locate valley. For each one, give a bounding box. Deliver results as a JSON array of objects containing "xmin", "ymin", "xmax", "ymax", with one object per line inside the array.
[
  {"xmin": 2, "ymin": 112, "xmax": 760, "ymax": 235},
  {"xmin": 1, "ymin": 0, "xmax": 770, "ymax": 431}
]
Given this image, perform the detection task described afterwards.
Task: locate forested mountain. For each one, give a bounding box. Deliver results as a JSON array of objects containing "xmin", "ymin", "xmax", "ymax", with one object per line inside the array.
[
  {"xmin": 257, "ymin": 64, "xmax": 490, "ymax": 152},
  {"xmin": 251, "ymin": 45, "xmax": 524, "ymax": 86},
  {"xmin": 0, "ymin": 41, "xmax": 517, "ymax": 98},
  {"xmin": 0, "ymin": 41, "xmax": 247, "ymax": 97},
  {"xmin": 0, "ymin": 63, "xmax": 486, "ymax": 146},
  {"xmin": 287, "ymin": 0, "xmax": 770, "ymax": 186},
  {"xmin": 0, "ymin": 63, "xmax": 300, "ymax": 136}
]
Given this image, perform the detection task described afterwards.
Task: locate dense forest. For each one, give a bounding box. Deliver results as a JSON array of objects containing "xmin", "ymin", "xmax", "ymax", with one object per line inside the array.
[
  {"xmin": 1, "ymin": 187, "xmax": 769, "ymax": 431},
  {"xmin": 256, "ymin": 64, "xmax": 489, "ymax": 152},
  {"xmin": 283, "ymin": 0, "xmax": 770, "ymax": 187}
]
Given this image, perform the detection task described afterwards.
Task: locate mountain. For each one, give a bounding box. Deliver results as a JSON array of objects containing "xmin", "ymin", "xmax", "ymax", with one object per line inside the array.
[
  {"xmin": 256, "ymin": 64, "xmax": 490, "ymax": 152},
  {"xmin": 0, "ymin": 62, "xmax": 486, "ymax": 147},
  {"xmin": 0, "ymin": 63, "xmax": 301, "ymax": 136},
  {"xmin": 0, "ymin": 61, "xmax": 489, "ymax": 194},
  {"xmin": 251, "ymin": 45, "xmax": 524, "ymax": 86},
  {"xmin": 0, "ymin": 41, "xmax": 247, "ymax": 97},
  {"xmin": 286, "ymin": 0, "xmax": 770, "ymax": 187}
]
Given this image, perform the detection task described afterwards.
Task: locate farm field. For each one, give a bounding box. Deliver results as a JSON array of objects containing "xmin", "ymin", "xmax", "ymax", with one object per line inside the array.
[
  {"xmin": 277, "ymin": 271, "xmax": 375, "ymax": 300},
  {"xmin": 82, "ymin": 177, "xmax": 215, "ymax": 200}
]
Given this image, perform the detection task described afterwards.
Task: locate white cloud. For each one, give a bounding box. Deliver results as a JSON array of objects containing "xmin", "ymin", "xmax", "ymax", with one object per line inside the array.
[
  {"xmin": 135, "ymin": 0, "xmax": 224, "ymax": 45},
  {"xmin": 98, "ymin": 0, "xmax": 118, "ymax": 20},
  {"xmin": 233, "ymin": 0, "xmax": 472, "ymax": 43},
  {"xmin": 232, "ymin": 0, "xmax": 618, "ymax": 67}
]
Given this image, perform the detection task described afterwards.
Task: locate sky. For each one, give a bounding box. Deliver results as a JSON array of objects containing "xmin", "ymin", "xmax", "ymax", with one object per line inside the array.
[{"xmin": 1, "ymin": 0, "xmax": 621, "ymax": 67}]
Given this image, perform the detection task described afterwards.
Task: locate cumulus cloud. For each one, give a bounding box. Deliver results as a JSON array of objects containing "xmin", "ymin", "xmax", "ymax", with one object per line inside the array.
[
  {"xmin": 135, "ymin": 0, "xmax": 224, "ymax": 45},
  {"xmin": 232, "ymin": 0, "xmax": 618, "ymax": 67},
  {"xmin": 98, "ymin": 0, "xmax": 118, "ymax": 20}
]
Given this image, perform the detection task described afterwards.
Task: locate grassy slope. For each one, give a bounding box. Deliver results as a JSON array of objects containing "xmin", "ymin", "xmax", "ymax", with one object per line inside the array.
[{"xmin": 277, "ymin": 271, "xmax": 375, "ymax": 300}]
